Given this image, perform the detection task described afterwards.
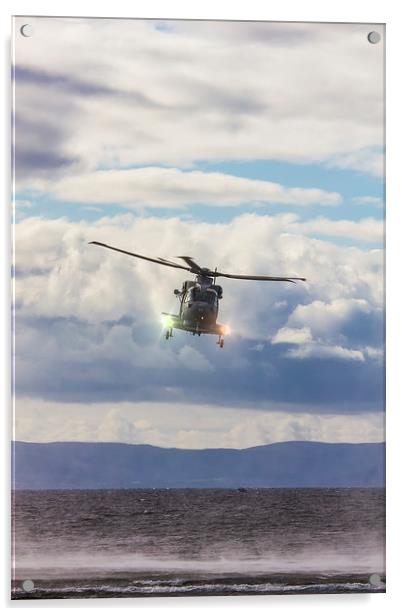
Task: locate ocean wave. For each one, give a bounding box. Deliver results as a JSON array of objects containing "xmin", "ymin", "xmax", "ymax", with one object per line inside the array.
[{"xmin": 12, "ymin": 578, "xmax": 385, "ymax": 599}]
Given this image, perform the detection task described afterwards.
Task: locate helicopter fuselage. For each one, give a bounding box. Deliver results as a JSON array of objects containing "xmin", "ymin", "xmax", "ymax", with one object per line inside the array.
[{"xmin": 162, "ymin": 275, "xmax": 228, "ymax": 345}]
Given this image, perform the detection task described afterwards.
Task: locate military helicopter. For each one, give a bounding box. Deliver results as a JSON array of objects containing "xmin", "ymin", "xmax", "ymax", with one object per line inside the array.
[{"xmin": 89, "ymin": 241, "xmax": 306, "ymax": 348}]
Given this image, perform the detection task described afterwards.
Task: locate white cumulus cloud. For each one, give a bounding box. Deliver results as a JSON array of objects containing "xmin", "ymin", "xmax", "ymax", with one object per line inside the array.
[
  {"xmin": 285, "ymin": 343, "xmax": 365, "ymax": 362},
  {"xmin": 33, "ymin": 167, "xmax": 342, "ymax": 209},
  {"xmin": 271, "ymin": 326, "xmax": 313, "ymax": 345},
  {"xmin": 271, "ymin": 298, "xmax": 382, "ymax": 363}
]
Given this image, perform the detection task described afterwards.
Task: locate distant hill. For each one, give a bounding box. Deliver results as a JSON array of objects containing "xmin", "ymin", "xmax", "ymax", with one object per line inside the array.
[{"xmin": 12, "ymin": 441, "xmax": 385, "ymax": 490}]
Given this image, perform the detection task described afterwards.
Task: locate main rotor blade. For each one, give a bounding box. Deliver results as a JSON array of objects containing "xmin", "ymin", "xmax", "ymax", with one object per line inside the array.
[
  {"xmin": 158, "ymin": 257, "xmax": 186, "ymax": 268},
  {"xmin": 215, "ymin": 272, "xmax": 306, "ymax": 283},
  {"xmin": 176, "ymin": 256, "xmax": 206, "ymax": 274},
  {"xmin": 89, "ymin": 243, "xmax": 306, "ymax": 282},
  {"xmin": 89, "ymin": 242, "xmax": 191, "ymax": 272}
]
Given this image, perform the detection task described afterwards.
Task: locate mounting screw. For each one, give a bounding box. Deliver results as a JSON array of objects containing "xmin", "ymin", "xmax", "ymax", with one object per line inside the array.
[
  {"xmin": 22, "ymin": 579, "xmax": 35, "ymax": 591},
  {"xmin": 367, "ymin": 31, "xmax": 381, "ymax": 44},
  {"xmin": 20, "ymin": 24, "xmax": 34, "ymax": 37}
]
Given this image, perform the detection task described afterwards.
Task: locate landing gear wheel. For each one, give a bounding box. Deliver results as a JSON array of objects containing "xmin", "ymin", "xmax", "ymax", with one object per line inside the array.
[
  {"xmin": 217, "ymin": 335, "xmax": 224, "ymax": 348},
  {"xmin": 165, "ymin": 328, "xmax": 173, "ymax": 340}
]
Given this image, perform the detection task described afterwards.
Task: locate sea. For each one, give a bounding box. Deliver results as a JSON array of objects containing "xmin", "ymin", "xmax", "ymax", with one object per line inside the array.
[{"xmin": 11, "ymin": 488, "xmax": 385, "ymax": 599}]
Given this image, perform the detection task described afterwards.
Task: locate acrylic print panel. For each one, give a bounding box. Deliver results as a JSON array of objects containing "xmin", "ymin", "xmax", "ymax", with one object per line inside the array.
[{"xmin": 12, "ymin": 17, "xmax": 385, "ymax": 599}]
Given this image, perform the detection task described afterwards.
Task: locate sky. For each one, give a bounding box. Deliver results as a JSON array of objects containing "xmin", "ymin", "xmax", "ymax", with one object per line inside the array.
[{"xmin": 12, "ymin": 17, "xmax": 385, "ymax": 448}]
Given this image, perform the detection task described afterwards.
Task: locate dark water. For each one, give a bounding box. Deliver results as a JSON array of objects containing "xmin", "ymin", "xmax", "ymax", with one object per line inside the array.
[{"xmin": 12, "ymin": 488, "xmax": 385, "ymax": 599}]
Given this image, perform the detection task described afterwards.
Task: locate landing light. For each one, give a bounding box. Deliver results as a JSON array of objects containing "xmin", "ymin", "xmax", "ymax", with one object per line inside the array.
[
  {"xmin": 223, "ymin": 325, "xmax": 231, "ymax": 335},
  {"xmin": 161, "ymin": 315, "xmax": 173, "ymax": 328}
]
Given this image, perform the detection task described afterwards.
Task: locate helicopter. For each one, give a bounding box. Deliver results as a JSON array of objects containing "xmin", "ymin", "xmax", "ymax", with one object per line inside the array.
[{"xmin": 89, "ymin": 241, "xmax": 306, "ymax": 348}]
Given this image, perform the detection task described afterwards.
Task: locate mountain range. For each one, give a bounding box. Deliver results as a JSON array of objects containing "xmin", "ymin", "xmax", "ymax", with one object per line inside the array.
[{"xmin": 12, "ymin": 440, "xmax": 385, "ymax": 489}]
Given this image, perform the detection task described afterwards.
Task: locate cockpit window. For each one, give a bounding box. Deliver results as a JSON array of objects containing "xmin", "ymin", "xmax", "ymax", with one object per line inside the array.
[
  {"xmin": 184, "ymin": 287, "xmax": 217, "ymax": 304},
  {"xmin": 193, "ymin": 289, "xmax": 216, "ymax": 304}
]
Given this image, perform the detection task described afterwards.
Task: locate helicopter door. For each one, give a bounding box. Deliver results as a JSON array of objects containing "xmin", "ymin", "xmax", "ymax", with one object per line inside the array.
[{"xmin": 180, "ymin": 288, "xmax": 193, "ymax": 316}]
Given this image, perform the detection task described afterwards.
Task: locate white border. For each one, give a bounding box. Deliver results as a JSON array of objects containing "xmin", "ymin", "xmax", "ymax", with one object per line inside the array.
[{"xmin": 2, "ymin": 0, "xmax": 401, "ymax": 613}]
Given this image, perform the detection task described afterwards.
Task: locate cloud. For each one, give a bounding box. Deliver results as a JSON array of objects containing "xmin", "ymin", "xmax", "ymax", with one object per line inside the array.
[
  {"xmin": 286, "ymin": 299, "xmax": 372, "ymax": 334},
  {"xmin": 352, "ymin": 196, "xmax": 383, "ymax": 207},
  {"xmin": 221, "ymin": 410, "xmax": 384, "ymax": 449},
  {"xmin": 328, "ymin": 147, "xmax": 384, "ymax": 177},
  {"xmin": 14, "ymin": 18, "xmax": 384, "ymax": 182},
  {"xmin": 14, "ymin": 398, "xmax": 385, "ymax": 449},
  {"xmin": 271, "ymin": 299, "xmax": 383, "ymax": 364},
  {"xmin": 271, "ymin": 326, "xmax": 313, "ymax": 345},
  {"xmin": 14, "ymin": 105, "xmax": 81, "ymax": 181},
  {"xmin": 15, "ymin": 65, "xmax": 129, "ymax": 98},
  {"xmin": 284, "ymin": 343, "xmax": 365, "ymax": 362},
  {"xmin": 177, "ymin": 345, "xmax": 213, "ymax": 371},
  {"xmin": 96, "ymin": 407, "xmax": 139, "ymax": 443},
  {"xmin": 364, "ymin": 346, "xmax": 384, "ymax": 360},
  {"xmin": 13, "ymin": 213, "xmax": 384, "ymax": 412},
  {"xmin": 30, "ymin": 167, "xmax": 342, "ymax": 209},
  {"xmin": 293, "ymin": 217, "xmax": 383, "ymax": 243}
]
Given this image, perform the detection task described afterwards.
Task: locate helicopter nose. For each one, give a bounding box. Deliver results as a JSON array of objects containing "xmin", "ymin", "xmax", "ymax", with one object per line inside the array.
[{"xmin": 193, "ymin": 303, "xmax": 213, "ymax": 322}]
